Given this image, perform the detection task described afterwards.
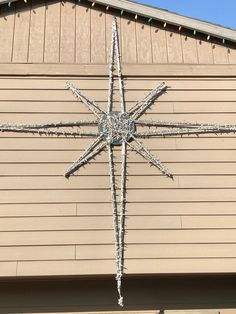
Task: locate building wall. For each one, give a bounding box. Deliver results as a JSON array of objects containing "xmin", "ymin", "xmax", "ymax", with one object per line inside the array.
[
  {"xmin": 0, "ymin": 0, "xmax": 236, "ymax": 300},
  {"xmin": 0, "ymin": 0, "xmax": 236, "ymax": 64},
  {"xmin": 0, "ymin": 68, "xmax": 236, "ymax": 277}
]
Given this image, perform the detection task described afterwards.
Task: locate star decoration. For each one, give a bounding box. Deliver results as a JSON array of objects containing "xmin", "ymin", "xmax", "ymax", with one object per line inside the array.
[{"xmin": 1, "ymin": 17, "xmax": 236, "ymax": 307}]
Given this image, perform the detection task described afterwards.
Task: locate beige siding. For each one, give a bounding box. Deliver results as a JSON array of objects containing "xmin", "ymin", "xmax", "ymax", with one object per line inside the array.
[
  {"xmin": 0, "ymin": 0, "xmax": 235, "ymax": 64},
  {"xmin": 0, "ymin": 75, "xmax": 235, "ymax": 276},
  {"xmin": 0, "ymin": 0, "xmax": 236, "ymax": 282}
]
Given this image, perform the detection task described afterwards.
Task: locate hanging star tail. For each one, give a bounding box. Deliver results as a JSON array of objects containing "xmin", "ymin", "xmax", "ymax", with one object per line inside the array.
[
  {"xmin": 64, "ymin": 136, "xmax": 106, "ymax": 178},
  {"xmin": 127, "ymin": 136, "xmax": 173, "ymax": 179}
]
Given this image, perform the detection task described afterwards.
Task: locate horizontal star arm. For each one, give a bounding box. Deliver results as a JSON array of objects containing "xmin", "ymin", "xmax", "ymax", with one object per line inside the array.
[
  {"xmin": 135, "ymin": 120, "xmax": 236, "ymax": 129},
  {"xmin": 66, "ymin": 82, "xmax": 105, "ymax": 118},
  {"xmin": 136, "ymin": 126, "xmax": 236, "ymax": 138},
  {"xmin": 126, "ymin": 136, "xmax": 173, "ymax": 179},
  {"xmin": 128, "ymin": 82, "xmax": 167, "ymax": 120},
  {"xmin": 0, "ymin": 120, "xmax": 98, "ymax": 131},
  {"xmin": 0, "ymin": 125, "xmax": 98, "ymax": 137},
  {"xmin": 64, "ymin": 136, "xmax": 106, "ymax": 178}
]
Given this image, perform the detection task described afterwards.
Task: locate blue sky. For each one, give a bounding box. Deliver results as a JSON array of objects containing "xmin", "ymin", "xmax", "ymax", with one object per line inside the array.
[{"xmin": 136, "ymin": 0, "xmax": 236, "ymax": 30}]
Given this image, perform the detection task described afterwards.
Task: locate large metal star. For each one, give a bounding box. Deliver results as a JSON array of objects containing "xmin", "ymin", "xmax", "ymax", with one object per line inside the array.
[{"xmin": 1, "ymin": 17, "xmax": 236, "ymax": 306}]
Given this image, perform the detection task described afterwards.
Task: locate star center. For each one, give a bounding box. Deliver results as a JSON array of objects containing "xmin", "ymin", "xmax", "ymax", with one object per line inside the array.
[{"xmin": 98, "ymin": 112, "xmax": 136, "ymax": 145}]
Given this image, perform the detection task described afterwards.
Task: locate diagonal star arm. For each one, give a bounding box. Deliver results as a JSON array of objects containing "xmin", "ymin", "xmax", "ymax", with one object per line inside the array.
[
  {"xmin": 128, "ymin": 82, "xmax": 167, "ymax": 120},
  {"xmin": 64, "ymin": 136, "xmax": 106, "ymax": 178},
  {"xmin": 66, "ymin": 82, "xmax": 105, "ymax": 118},
  {"xmin": 127, "ymin": 136, "xmax": 173, "ymax": 179}
]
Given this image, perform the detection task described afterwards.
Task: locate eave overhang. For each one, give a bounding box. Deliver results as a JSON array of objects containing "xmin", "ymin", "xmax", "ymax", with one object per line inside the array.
[{"xmin": 0, "ymin": 0, "xmax": 236, "ymax": 44}]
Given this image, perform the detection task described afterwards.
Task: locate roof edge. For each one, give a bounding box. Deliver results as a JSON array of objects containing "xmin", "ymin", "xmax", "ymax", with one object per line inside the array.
[
  {"xmin": 94, "ymin": 0, "xmax": 236, "ymax": 43},
  {"xmin": 1, "ymin": 0, "xmax": 236, "ymax": 43}
]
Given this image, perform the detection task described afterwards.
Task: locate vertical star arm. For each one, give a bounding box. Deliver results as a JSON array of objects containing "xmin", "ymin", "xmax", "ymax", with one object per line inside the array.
[
  {"xmin": 107, "ymin": 19, "xmax": 116, "ymax": 113},
  {"xmin": 113, "ymin": 17, "xmax": 125, "ymax": 113},
  {"xmin": 66, "ymin": 82, "xmax": 105, "ymax": 119},
  {"xmin": 127, "ymin": 136, "xmax": 173, "ymax": 179},
  {"xmin": 119, "ymin": 141, "xmax": 127, "ymax": 281},
  {"xmin": 64, "ymin": 136, "xmax": 106, "ymax": 178},
  {"xmin": 107, "ymin": 143, "xmax": 124, "ymax": 307}
]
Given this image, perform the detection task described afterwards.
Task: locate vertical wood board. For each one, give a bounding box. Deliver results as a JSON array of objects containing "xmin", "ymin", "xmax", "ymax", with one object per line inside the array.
[
  {"xmin": 28, "ymin": 0, "xmax": 45, "ymax": 63},
  {"xmin": 60, "ymin": 0, "xmax": 76, "ymax": 63},
  {"xmin": 12, "ymin": 1, "xmax": 31, "ymax": 62},
  {"xmin": 44, "ymin": 0, "xmax": 60, "ymax": 63}
]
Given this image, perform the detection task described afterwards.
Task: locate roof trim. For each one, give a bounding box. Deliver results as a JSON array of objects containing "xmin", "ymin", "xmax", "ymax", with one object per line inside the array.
[
  {"xmin": 92, "ymin": 0, "xmax": 236, "ymax": 42},
  {"xmin": 1, "ymin": 0, "xmax": 236, "ymax": 43}
]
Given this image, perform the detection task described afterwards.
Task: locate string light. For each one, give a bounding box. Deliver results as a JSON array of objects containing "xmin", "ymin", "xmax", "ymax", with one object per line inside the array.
[
  {"xmin": 29, "ymin": 0, "xmax": 224, "ymax": 45},
  {"xmin": 58, "ymin": 1, "xmax": 227, "ymax": 45}
]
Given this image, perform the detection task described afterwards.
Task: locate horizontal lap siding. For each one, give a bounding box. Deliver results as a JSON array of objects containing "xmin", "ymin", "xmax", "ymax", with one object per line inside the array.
[
  {"xmin": 0, "ymin": 0, "xmax": 236, "ymax": 64},
  {"xmin": 0, "ymin": 76, "xmax": 235, "ymax": 277}
]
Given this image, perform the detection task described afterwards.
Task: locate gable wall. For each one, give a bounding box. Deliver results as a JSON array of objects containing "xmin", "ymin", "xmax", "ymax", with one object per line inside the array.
[{"xmin": 0, "ymin": 0, "xmax": 236, "ymax": 64}]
